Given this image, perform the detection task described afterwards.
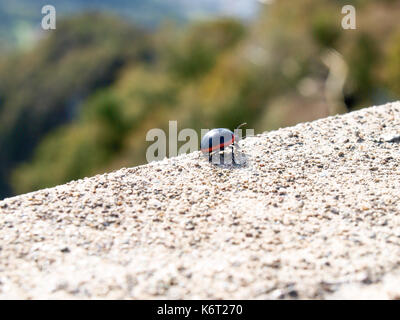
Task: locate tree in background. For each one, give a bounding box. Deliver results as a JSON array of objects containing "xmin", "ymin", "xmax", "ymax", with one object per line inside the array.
[{"xmin": 2, "ymin": 0, "xmax": 400, "ymax": 196}]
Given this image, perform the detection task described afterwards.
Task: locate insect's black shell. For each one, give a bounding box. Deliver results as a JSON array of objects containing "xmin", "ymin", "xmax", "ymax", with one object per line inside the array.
[{"xmin": 201, "ymin": 128, "xmax": 234, "ymax": 153}]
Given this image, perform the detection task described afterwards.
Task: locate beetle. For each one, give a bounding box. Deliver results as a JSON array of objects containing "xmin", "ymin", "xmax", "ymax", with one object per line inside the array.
[{"xmin": 201, "ymin": 123, "xmax": 247, "ymax": 164}]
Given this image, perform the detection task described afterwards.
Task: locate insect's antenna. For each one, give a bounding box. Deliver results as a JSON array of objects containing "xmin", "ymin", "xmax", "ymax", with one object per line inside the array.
[
  {"xmin": 234, "ymin": 123, "xmax": 247, "ymax": 142},
  {"xmin": 236, "ymin": 122, "xmax": 247, "ymax": 130}
]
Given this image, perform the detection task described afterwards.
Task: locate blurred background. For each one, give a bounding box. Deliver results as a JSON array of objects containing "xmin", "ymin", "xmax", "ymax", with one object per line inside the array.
[{"xmin": 0, "ymin": 0, "xmax": 399, "ymax": 199}]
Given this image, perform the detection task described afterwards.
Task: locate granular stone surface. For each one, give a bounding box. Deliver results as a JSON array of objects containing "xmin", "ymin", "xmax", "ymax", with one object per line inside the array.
[{"xmin": 1, "ymin": 101, "xmax": 400, "ymax": 299}]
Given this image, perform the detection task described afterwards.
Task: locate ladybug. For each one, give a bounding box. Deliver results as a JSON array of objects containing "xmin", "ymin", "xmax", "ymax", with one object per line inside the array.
[{"xmin": 201, "ymin": 123, "xmax": 246, "ymax": 164}]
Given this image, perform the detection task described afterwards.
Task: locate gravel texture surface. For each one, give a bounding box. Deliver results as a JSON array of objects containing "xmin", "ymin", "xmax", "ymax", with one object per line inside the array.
[{"xmin": 1, "ymin": 101, "xmax": 400, "ymax": 299}]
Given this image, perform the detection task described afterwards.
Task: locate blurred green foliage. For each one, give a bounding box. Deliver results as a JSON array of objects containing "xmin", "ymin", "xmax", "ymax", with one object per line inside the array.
[
  {"xmin": 167, "ymin": 19, "xmax": 246, "ymax": 80},
  {"xmin": 0, "ymin": 12, "xmax": 152, "ymax": 196},
  {"xmin": 0, "ymin": 0, "xmax": 214, "ymax": 50},
  {"xmin": 1, "ymin": 0, "xmax": 400, "ymax": 197},
  {"xmin": 385, "ymin": 32, "xmax": 400, "ymax": 96}
]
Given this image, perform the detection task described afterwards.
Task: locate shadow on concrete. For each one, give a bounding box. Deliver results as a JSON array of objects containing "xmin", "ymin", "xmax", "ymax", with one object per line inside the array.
[{"xmin": 202, "ymin": 149, "xmax": 248, "ymax": 168}]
